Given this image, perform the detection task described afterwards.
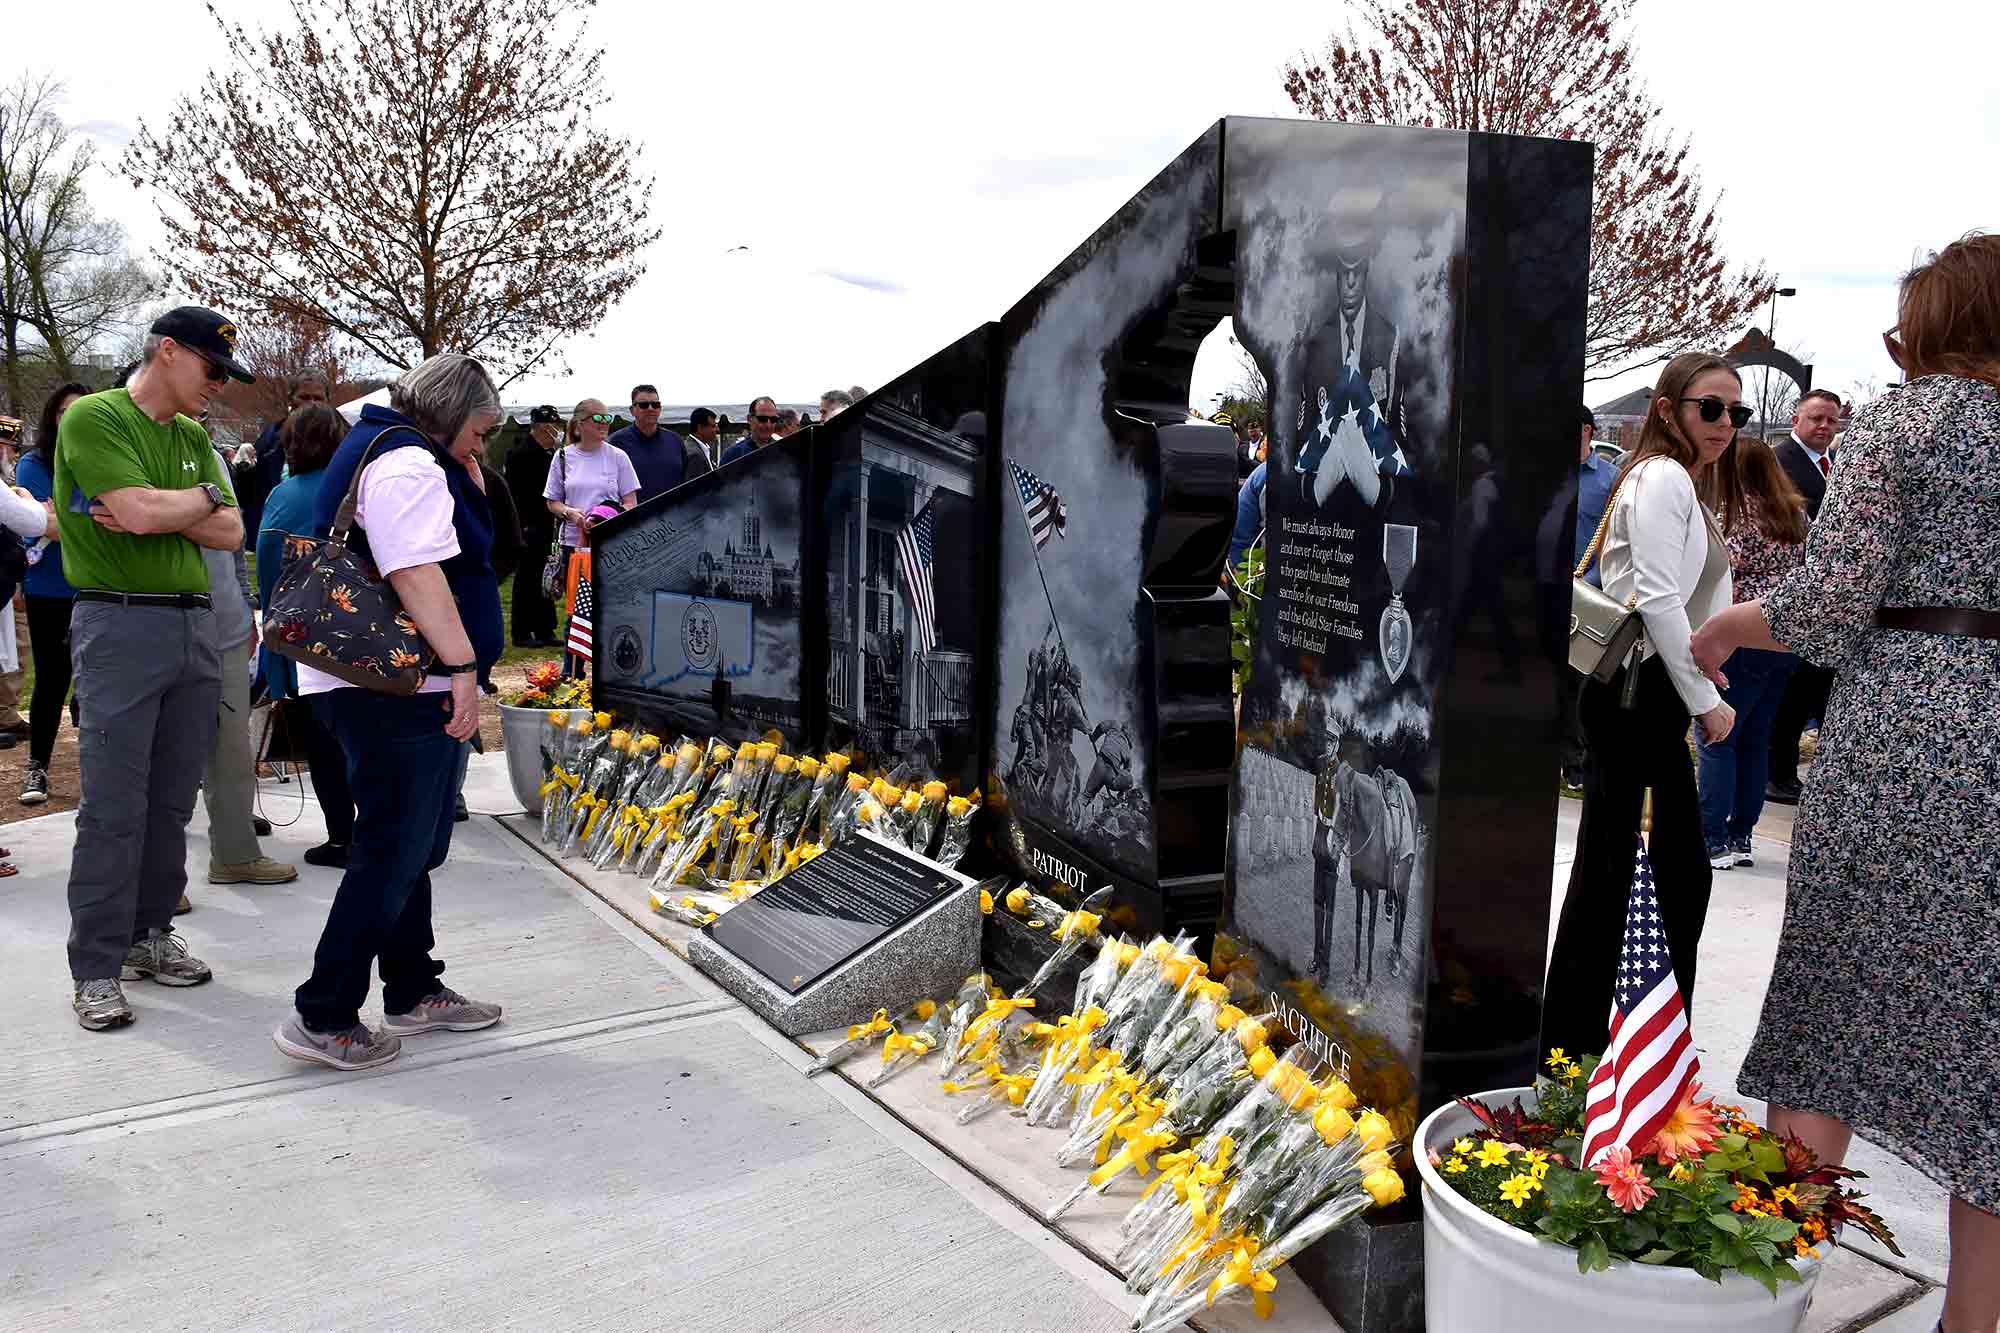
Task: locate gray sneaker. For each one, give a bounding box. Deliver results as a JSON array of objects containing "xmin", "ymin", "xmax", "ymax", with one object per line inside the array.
[
  {"xmin": 73, "ymin": 978, "xmax": 135, "ymax": 1031},
  {"xmin": 121, "ymin": 929, "xmax": 212, "ymax": 987},
  {"xmin": 1731, "ymin": 836, "xmax": 1754, "ymax": 868},
  {"xmin": 382, "ymin": 986, "xmax": 503, "ymax": 1036},
  {"xmin": 272, "ymin": 1012, "xmax": 402, "ymax": 1070}
]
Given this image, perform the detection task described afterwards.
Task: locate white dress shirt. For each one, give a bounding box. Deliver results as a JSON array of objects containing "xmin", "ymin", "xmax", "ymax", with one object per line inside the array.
[
  {"xmin": 1792, "ymin": 431, "xmax": 1833, "ymax": 476},
  {"xmin": 1596, "ymin": 456, "xmax": 1732, "ymax": 715}
]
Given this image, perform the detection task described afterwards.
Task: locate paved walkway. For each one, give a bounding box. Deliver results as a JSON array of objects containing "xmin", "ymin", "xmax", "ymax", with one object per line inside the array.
[{"xmin": 0, "ymin": 759, "xmax": 1947, "ymax": 1330}]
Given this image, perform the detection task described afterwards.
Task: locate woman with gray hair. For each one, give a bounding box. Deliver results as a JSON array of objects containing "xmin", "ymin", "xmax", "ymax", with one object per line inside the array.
[{"xmin": 273, "ymin": 353, "xmax": 506, "ymax": 1071}]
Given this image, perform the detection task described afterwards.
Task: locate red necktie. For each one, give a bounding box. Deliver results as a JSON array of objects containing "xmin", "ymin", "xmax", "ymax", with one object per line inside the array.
[{"xmin": 1818, "ymin": 454, "xmax": 1831, "ymax": 478}]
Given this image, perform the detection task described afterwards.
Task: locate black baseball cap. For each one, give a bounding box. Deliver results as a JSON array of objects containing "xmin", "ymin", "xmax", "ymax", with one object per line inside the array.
[
  {"xmin": 530, "ymin": 405, "xmax": 562, "ymax": 425},
  {"xmin": 150, "ymin": 306, "xmax": 255, "ymax": 383}
]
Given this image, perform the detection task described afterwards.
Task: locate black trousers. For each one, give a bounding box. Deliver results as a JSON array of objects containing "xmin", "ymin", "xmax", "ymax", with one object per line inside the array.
[
  {"xmin": 1541, "ymin": 655, "xmax": 1712, "ymax": 1059},
  {"xmin": 1767, "ymin": 663, "xmax": 1834, "ymax": 787},
  {"xmin": 25, "ymin": 594, "xmax": 76, "ymax": 768},
  {"xmin": 512, "ymin": 528, "xmax": 557, "ymax": 644}
]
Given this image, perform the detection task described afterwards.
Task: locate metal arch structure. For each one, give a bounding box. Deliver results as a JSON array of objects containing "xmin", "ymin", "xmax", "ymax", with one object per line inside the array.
[{"xmin": 1725, "ymin": 327, "xmax": 1814, "ymax": 394}]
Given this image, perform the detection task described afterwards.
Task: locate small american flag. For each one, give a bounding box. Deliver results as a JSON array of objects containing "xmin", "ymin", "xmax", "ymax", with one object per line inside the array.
[
  {"xmin": 898, "ymin": 504, "xmax": 939, "ymax": 653},
  {"xmin": 566, "ymin": 575, "xmax": 594, "ymax": 662},
  {"xmin": 1579, "ymin": 838, "xmax": 1700, "ymax": 1167},
  {"xmin": 1008, "ymin": 460, "xmax": 1068, "ymax": 549}
]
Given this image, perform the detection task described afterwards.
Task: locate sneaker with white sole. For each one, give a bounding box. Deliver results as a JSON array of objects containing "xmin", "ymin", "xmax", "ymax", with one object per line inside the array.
[
  {"xmin": 273, "ymin": 1012, "xmax": 402, "ymax": 1070},
  {"xmin": 1731, "ymin": 836, "xmax": 1754, "ymax": 868},
  {"xmin": 1708, "ymin": 845, "xmax": 1735, "ymax": 871},
  {"xmin": 73, "ymin": 978, "xmax": 135, "ymax": 1030},
  {"xmin": 19, "ymin": 764, "xmax": 49, "ymax": 806},
  {"xmin": 121, "ymin": 929, "xmax": 212, "ymax": 986},
  {"xmin": 209, "ymin": 856, "xmax": 298, "ymax": 885},
  {"xmin": 382, "ymin": 986, "xmax": 503, "ymax": 1036}
]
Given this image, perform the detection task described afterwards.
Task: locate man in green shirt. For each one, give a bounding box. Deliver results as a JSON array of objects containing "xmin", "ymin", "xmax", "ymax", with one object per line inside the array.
[{"xmin": 57, "ymin": 306, "xmax": 251, "ymax": 1031}]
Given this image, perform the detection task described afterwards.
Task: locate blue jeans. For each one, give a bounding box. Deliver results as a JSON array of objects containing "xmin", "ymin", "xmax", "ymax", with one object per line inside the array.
[
  {"xmin": 1695, "ymin": 648, "xmax": 1797, "ymax": 850},
  {"xmin": 294, "ymin": 689, "xmax": 460, "ymax": 1030}
]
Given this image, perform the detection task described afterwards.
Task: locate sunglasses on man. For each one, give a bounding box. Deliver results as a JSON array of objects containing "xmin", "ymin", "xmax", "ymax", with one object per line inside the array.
[
  {"xmin": 1679, "ymin": 396, "xmax": 1753, "ymax": 430},
  {"xmin": 174, "ymin": 340, "xmax": 228, "ymax": 383},
  {"xmin": 752, "ymin": 413, "xmax": 781, "ymax": 424},
  {"xmin": 633, "ymin": 400, "xmax": 662, "ymax": 411}
]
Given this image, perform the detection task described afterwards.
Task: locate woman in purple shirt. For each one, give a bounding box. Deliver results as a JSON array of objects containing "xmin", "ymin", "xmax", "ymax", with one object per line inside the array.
[{"xmin": 541, "ymin": 398, "xmax": 638, "ymax": 569}]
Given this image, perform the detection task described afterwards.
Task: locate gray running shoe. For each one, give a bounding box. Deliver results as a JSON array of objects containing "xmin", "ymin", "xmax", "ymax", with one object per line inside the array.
[
  {"xmin": 1731, "ymin": 836, "xmax": 1754, "ymax": 868},
  {"xmin": 272, "ymin": 1012, "xmax": 402, "ymax": 1070},
  {"xmin": 382, "ymin": 986, "xmax": 503, "ymax": 1036},
  {"xmin": 73, "ymin": 978, "xmax": 135, "ymax": 1031},
  {"xmin": 121, "ymin": 929, "xmax": 212, "ymax": 986}
]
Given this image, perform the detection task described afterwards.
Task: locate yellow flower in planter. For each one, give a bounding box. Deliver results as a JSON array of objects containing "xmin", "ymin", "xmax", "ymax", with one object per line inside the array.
[
  {"xmin": 1475, "ymin": 1141, "xmax": 1512, "ymax": 1168},
  {"xmin": 1453, "ymin": 1138, "xmax": 1475, "ymax": 1156},
  {"xmin": 1444, "ymin": 1157, "xmax": 1468, "ymax": 1175},
  {"xmin": 1545, "ymin": 1048, "xmax": 1567, "ymax": 1070},
  {"xmin": 1771, "ymin": 1185, "xmax": 1800, "ymax": 1209},
  {"xmin": 1498, "ymin": 1174, "xmax": 1538, "ymax": 1208},
  {"xmin": 1668, "ymin": 1161, "xmax": 1695, "ymax": 1183}
]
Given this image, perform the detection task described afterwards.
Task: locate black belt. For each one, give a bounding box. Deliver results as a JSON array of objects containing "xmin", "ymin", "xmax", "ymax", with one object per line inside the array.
[
  {"xmin": 76, "ymin": 590, "xmax": 212, "ymax": 610},
  {"xmin": 1875, "ymin": 606, "xmax": 2000, "ymax": 640}
]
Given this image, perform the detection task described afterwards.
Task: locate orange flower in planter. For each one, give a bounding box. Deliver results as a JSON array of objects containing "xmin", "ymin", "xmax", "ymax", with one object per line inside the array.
[
  {"xmin": 1644, "ymin": 1081, "xmax": 1719, "ymax": 1162},
  {"xmin": 1592, "ymin": 1147, "xmax": 1656, "ymax": 1213}
]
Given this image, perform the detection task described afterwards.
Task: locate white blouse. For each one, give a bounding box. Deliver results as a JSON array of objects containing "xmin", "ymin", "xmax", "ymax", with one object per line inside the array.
[
  {"xmin": 1596, "ymin": 456, "xmax": 1731, "ymax": 715},
  {"xmin": 0, "ymin": 483, "xmax": 51, "ymax": 542}
]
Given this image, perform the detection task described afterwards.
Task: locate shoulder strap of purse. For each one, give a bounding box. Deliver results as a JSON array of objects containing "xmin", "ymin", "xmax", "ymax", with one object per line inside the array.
[
  {"xmin": 1573, "ymin": 463, "xmax": 1633, "ymax": 580},
  {"xmin": 330, "ymin": 423, "xmax": 434, "ymax": 544}
]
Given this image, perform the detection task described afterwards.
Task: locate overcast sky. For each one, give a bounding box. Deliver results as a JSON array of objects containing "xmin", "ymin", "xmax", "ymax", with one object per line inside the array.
[{"xmin": 10, "ymin": 0, "xmax": 1994, "ymax": 412}]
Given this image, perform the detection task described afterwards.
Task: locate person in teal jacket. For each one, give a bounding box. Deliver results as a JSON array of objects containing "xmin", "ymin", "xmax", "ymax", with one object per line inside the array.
[{"xmin": 255, "ymin": 404, "xmax": 353, "ymax": 867}]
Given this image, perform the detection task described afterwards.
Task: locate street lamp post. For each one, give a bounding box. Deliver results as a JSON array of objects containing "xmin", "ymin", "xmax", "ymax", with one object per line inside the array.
[{"xmin": 1764, "ymin": 284, "xmax": 1798, "ymax": 435}]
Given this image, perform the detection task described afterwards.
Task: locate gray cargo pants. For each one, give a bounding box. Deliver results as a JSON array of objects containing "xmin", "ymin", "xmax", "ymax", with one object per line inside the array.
[{"xmin": 65, "ymin": 600, "xmax": 222, "ymax": 981}]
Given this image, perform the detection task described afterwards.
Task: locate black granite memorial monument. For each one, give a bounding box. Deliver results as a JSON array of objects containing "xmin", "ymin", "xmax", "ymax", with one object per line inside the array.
[{"xmin": 592, "ymin": 116, "xmax": 1591, "ymax": 1331}]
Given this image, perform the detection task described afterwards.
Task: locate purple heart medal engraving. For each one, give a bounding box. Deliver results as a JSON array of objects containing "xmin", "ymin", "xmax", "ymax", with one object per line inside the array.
[{"xmin": 1379, "ymin": 523, "xmax": 1417, "ymax": 683}]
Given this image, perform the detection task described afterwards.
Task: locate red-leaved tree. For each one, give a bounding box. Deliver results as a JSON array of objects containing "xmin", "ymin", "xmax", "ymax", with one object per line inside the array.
[
  {"xmin": 1283, "ymin": 0, "xmax": 1772, "ymax": 379},
  {"xmin": 120, "ymin": 0, "xmax": 657, "ymax": 387}
]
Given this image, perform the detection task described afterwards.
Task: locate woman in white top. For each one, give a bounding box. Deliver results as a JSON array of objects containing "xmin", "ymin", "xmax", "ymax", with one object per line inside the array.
[
  {"xmin": 1541, "ymin": 351, "xmax": 1744, "ymax": 1059},
  {"xmin": 541, "ymin": 398, "xmax": 638, "ymax": 554}
]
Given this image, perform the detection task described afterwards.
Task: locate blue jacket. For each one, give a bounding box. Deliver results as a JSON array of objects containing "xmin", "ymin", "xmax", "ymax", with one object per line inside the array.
[
  {"xmin": 14, "ymin": 451, "xmax": 71, "ymax": 597},
  {"xmin": 313, "ymin": 405, "xmax": 505, "ymax": 680},
  {"xmin": 1574, "ymin": 452, "xmax": 1616, "ymax": 588},
  {"xmin": 1228, "ymin": 462, "xmax": 1267, "ymax": 573},
  {"xmin": 720, "ymin": 437, "xmax": 759, "ymax": 466},
  {"xmin": 256, "ymin": 466, "xmax": 328, "ymax": 699},
  {"xmin": 608, "ymin": 423, "xmax": 688, "ymax": 502}
]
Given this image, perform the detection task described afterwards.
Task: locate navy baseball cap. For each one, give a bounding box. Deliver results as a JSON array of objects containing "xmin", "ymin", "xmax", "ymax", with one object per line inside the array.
[{"xmin": 150, "ymin": 306, "xmax": 255, "ymax": 383}]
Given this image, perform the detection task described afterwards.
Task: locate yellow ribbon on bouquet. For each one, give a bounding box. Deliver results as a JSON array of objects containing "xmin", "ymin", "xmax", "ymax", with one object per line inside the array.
[
  {"xmin": 538, "ymin": 768, "xmax": 580, "ymax": 800},
  {"xmin": 574, "ymin": 792, "xmax": 610, "ymax": 840},
  {"xmin": 960, "ymin": 994, "xmax": 1035, "ymax": 1051},
  {"xmin": 880, "ymin": 1031, "xmax": 937, "ymax": 1064},
  {"xmin": 845, "ymin": 1009, "xmax": 893, "ymax": 1042},
  {"xmin": 1208, "ymin": 1240, "xmax": 1279, "ymax": 1319},
  {"xmin": 1087, "ymin": 1121, "xmax": 1179, "ymax": 1189}
]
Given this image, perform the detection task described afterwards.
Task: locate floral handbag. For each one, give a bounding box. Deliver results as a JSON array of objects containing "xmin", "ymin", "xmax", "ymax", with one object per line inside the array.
[{"xmin": 261, "ymin": 427, "xmax": 435, "ymax": 694}]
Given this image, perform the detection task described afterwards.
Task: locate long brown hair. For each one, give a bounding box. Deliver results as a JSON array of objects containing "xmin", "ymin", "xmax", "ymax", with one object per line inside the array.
[
  {"xmin": 1889, "ymin": 231, "xmax": 2000, "ymax": 388},
  {"xmin": 1616, "ymin": 351, "xmax": 1745, "ymax": 531},
  {"xmin": 1710, "ymin": 438, "xmax": 1808, "ymax": 544}
]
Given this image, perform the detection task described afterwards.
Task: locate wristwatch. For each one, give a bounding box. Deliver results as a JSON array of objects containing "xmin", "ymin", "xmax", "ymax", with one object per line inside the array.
[
  {"xmin": 199, "ymin": 482, "xmax": 232, "ymax": 511},
  {"xmin": 441, "ymin": 662, "xmax": 479, "ymax": 675}
]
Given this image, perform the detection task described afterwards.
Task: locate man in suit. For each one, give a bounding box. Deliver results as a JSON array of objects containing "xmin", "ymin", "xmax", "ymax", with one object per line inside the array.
[{"xmin": 1766, "ymin": 388, "xmax": 1842, "ymax": 803}]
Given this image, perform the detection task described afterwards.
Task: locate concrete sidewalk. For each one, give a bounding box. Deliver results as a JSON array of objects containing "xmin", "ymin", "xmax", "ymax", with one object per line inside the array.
[{"xmin": 0, "ymin": 758, "xmax": 1948, "ymax": 1331}]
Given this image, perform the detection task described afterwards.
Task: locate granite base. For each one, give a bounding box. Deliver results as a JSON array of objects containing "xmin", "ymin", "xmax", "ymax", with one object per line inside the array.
[{"xmin": 687, "ymin": 885, "xmax": 982, "ymax": 1037}]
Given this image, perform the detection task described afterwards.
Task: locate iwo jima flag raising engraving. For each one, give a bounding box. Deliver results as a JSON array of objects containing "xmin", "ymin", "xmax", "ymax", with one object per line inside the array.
[
  {"xmin": 1579, "ymin": 838, "xmax": 1700, "ymax": 1167},
  {"xmin": 1008, "ymin": 460, "xmax": 1068, "ymax": 549}
]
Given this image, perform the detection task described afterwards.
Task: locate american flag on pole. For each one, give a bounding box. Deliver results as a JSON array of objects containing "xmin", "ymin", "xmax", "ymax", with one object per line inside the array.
[
  {"xmin": 1579, "ymin": 838, "xmax": 1701, "ymax": 1167},
  {"xmin": 1008, "ymin": 460, "xmax": 1068, "ymax": 549},
  {"xmin": 897, "ymin": 504, "xmax": 939, "ymax": 653},
  {"xmin": 565, "ymin": 574, "xmax": 594, "ymax": 663}
]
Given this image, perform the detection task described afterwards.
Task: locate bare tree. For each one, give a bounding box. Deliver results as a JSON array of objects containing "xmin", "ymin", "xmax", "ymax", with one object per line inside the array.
[
  {"xmin": 121, "ymin": 0, "xmax": 659, "ymax": 387},
  {"xmin": 0, "ymin": 73, "xmax": 155, "ymax": 412},
  {"xmin": 1283, "ymin": 0, "xmax": 1772, "ymax": 380}
]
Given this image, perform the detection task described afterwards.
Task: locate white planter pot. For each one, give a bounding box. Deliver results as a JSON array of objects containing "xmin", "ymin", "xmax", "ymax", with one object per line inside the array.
[
  {"xmin": 1415, "ymin": 1088, "xmax": 1821, "ymax": 1333},
  {"xmin": 500, "ymin": 704, "xmax": 572, "ymax": 814}
]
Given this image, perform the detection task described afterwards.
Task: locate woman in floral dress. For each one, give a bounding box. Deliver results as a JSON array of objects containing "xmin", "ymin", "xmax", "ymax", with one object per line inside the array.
[{"xmin": 1693, "ymin": 233, "xmax": 2000, "ymax": 1333}]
